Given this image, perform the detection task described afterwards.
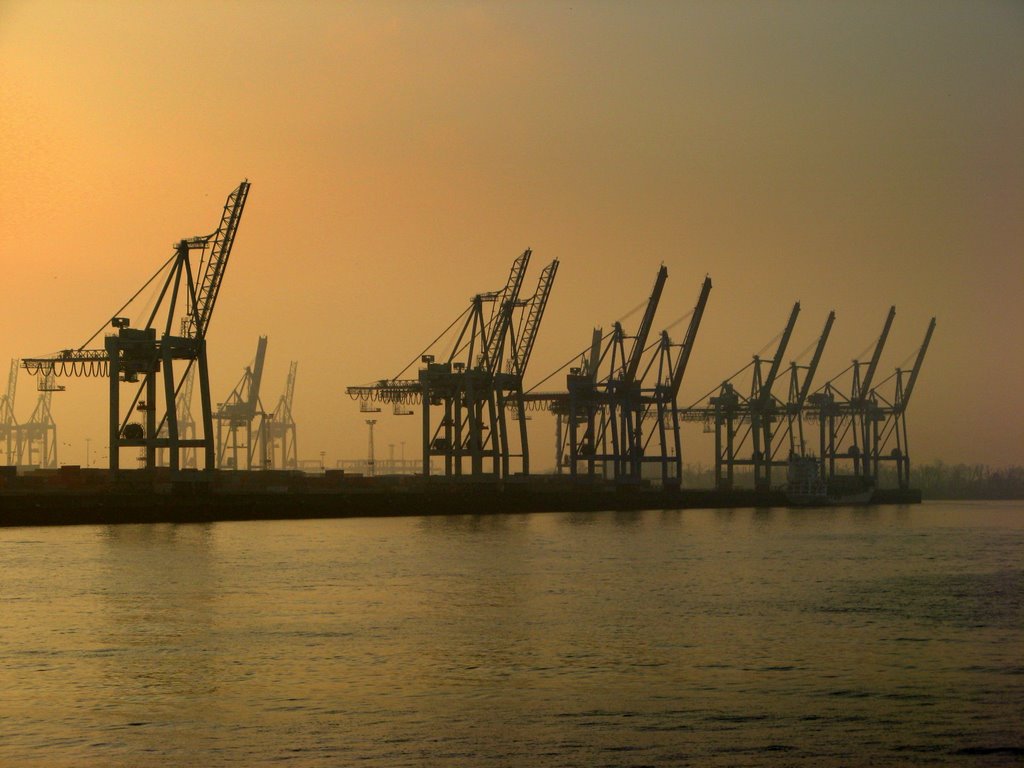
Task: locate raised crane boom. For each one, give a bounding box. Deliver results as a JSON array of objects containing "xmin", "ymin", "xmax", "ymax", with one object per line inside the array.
[
  {"xmin": 482, "ymin": 249, "xmax": 531, "ymax": 374},
  {"xmin": 511, "ymin": 259, "xmax": 559, "ymax": 377},
  {"xmin": 669, "ymin": 276, "xmax": 712, "ymax": 398},
  {"xmin": 248, "ymin": 335, "xmax": 268, "ymax": 413},
  {"xmin": 796, "ymin": 311, "xmax": 835, "ymax": 407},
  {"xmin": 182, "ymin": 180, "xmax": 250, "ymax": 340},
  {"xmin": 624, "ymin": 265, "xmax": 669, "ymax": 385},
  {"xmin": 897, "ymin": 317, "xmax": 936, "ymax": 412},
  {"xmin": 756, "ymin": 302, "xmax": 801, "ymax": 408},
  {"xmin": 275, "ymin": 361, "xmax": 298, "ymax": 422},
  {"xmin": 859, "ymin": 305, "xmax": 896, "ymax": 399}
]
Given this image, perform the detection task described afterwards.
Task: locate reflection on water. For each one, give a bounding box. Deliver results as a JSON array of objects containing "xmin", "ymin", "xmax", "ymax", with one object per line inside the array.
[{"xmin": 1, "ymin": 502, "xmax": 1022, "ymax": 766}]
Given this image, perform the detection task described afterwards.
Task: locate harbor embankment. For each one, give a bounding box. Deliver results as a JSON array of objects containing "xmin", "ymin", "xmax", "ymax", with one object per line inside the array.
[{"xmin": 0, "ymin": 467, "xmax": 920, "ymax": 528}]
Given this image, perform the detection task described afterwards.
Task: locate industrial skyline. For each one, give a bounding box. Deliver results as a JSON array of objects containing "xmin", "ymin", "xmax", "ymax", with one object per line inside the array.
[{"xmin": 1, "ymin": 1, "xmax": 1021, "ymax": 470}]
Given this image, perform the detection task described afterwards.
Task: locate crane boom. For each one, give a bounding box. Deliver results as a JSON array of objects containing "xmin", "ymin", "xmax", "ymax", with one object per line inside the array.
[
  {"xmin": 624, "ymin": 265, "xmax": 668, "ymax": 385},
  {"xmin": 482, "ymin": 249, "xmax": 531, "ymax": 374},
  {"xmin": 796, "ymin": 311, "xmax": 835, "ymax": 407},
  {"xmin": 248, "ymin": 336, "xmax": 268, "ymax": 412},
  {"xmin": 279, "ymin": 361, "xmax": 298, "ymax": 420},
  {"xmin": 183, "ymin": 180, "xmax": 250, "ymax": 339},
  {"xmin": 512, "ymin": 259, "xmax": 559, "ymax": 376},
  {"xmin": 758, "ymin": 302, "xmax": 801, "ymax": 407},
  {"xmin": 898, "ymin": 317, "xmax": 936, "ymax": 411},
  {"xmin": 669, "ymin": 276, "xmax": 712, "ymax": 398},
  {"xmin": 860, "ymin": 305, "xmax": 896, "ymax": 398}
]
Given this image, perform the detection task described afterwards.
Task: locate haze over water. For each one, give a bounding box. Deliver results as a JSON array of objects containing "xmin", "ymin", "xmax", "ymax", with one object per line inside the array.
[{"xmin": 1, "ymin": 501, "xmax": 1021, "ymax": 766}]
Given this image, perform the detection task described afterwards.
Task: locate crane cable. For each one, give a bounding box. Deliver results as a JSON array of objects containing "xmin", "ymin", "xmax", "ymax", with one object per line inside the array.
[
  {"xmin": 391, "ymin": 304, "xmax": 473, "ymax": 381},
  {"xmin": 77, "ymin": 251, "xmax": 177, "ymax": 352}
]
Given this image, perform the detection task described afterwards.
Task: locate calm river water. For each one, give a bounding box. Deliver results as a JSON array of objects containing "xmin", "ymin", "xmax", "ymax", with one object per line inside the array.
[{"xmin": 1, "ymin": 501, "xmax": 1022, "ymax": 766}]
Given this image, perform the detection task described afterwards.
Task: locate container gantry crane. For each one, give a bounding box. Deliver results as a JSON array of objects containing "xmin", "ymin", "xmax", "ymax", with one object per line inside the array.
[
  {"xmin": 680, "ymin": 302, "xmax": 801, "ymax": 491},
  {"xmin": 347, "ymin": 249, "xmax": 558, "ymax": 480},
  {"xmin": 779, "ymin": 310, "xmax": 835, "ymax": 458},
  {"xmin": 644, "ymin": 275, "xmax": 712, "ymax": 487},
  {"xmin": 16, "ymin": 373, "xmax": 60, "ymax": 469},
  {"xmin": 266, "ymin": 361, "xmax": 298, "ymax": 469},
  {"xmin": 608, "ymin": 265, "xmax": 669, "ymax": 482},
  {"xmin": 863, "ymin": 317, "xmax": 936, "ymax": 489},
  {"xmin": 550, "ymin": 266, "xmax": 673, "ymax": 484},
  {"xmin": 215, "ymin": 335, "xmax": 268, "ymax": 470},
  {"xmin": 494, "ymin": 258, "xmax": 558, "ymax": 476},
  {"xmin": 22, "ymin": 180, "xmax": 250, "ymax": 472},
  {"xmin": 1, "ymin": 360, "xmax": 18, "ymax": 465},
  {"xmin": 806, "ymin": 306, "xmax": 896, "ymax": 485},
  {"xmin": 422, "ymin": 248, "xmax": 532, "ymax": 477}
]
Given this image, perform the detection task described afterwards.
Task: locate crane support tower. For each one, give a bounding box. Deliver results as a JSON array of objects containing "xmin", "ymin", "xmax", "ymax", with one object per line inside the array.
[
  {"xmin": 22, "ymin": 180, "xmax": 250, "ymax": 472},
  {"xmin": 157, "ymin": 364, "xmax": 197, "ymax": 468}
]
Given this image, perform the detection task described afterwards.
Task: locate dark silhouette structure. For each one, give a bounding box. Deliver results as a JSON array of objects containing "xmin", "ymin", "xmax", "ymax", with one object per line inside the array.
[{"xmin": 23, "ymin": 180, "xmax": 250, "ymax": 472}]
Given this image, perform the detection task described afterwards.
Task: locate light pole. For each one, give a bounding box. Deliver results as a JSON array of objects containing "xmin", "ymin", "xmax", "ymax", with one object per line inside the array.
[{"xmin": 366, "ymin": 420, "xmax": 377, "ymax": 477}]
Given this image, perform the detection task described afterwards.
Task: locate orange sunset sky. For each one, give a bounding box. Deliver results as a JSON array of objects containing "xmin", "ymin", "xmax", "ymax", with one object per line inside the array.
[{"xmin": 1, "ymin": 1, "xmax": 1022, "ymax": 470}]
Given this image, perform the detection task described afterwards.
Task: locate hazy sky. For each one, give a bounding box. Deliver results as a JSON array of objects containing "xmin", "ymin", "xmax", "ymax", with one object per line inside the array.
[{"xmin": 1, "ymin": 1, "xmax": 1022, "ymax": 470}]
